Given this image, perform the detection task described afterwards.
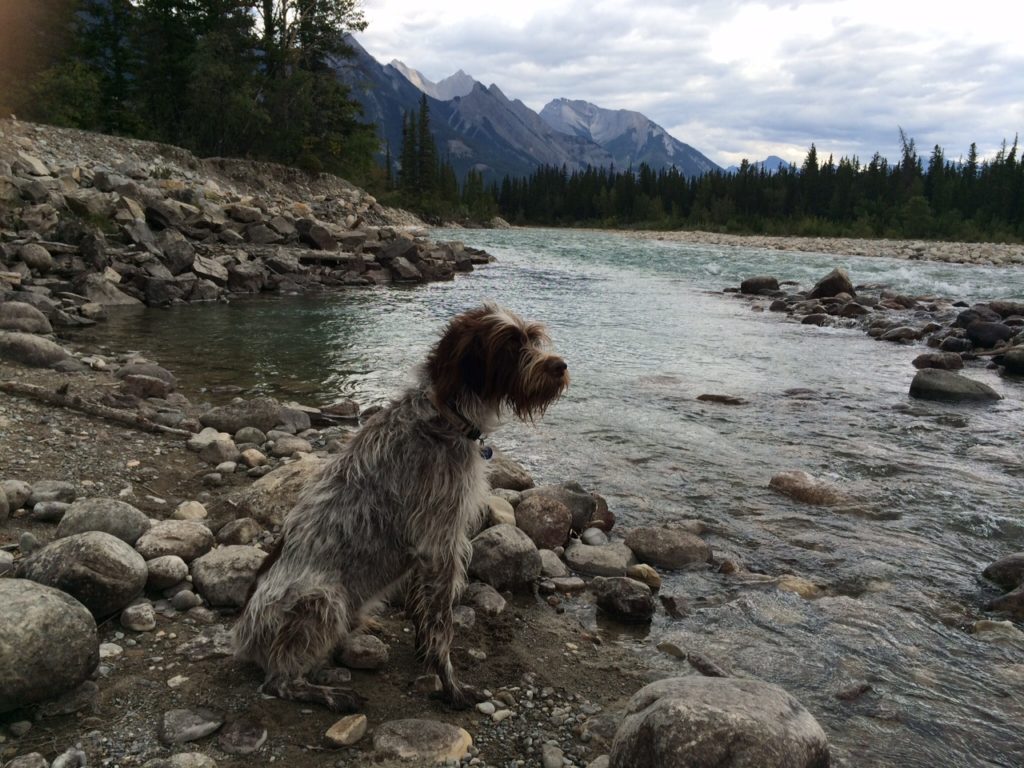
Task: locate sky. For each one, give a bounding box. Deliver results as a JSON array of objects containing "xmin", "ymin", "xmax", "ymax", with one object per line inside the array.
[{"xmin": 357, "ymin": 0, "xmax": 1024, "ymax": 168}]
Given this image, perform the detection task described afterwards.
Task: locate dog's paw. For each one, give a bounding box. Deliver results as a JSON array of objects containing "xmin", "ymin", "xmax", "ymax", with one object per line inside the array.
[{"xmin": 433, "ymin": 682, "xmax": 488, "ymax": 710}]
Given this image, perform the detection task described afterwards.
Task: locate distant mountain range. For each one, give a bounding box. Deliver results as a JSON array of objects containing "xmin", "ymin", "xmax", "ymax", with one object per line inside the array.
[
  {"xmin": 725, "ymin": 155, "xmax": 793, "ymax": 174},
  {"xmin": 334, "ymin": 37, "xmax": 721, "ymax": 181}
]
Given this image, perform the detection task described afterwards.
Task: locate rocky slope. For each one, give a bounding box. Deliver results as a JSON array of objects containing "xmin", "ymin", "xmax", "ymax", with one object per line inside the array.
[{"xmin": 0, "ymin": 118, "xmax": 491, "ymax": 324}]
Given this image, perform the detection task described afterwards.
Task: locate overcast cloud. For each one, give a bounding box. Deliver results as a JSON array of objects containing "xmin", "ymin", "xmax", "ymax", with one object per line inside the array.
[{"xmin": 358, "ymin": 0, "xmax": 1024, "ymax": 168}]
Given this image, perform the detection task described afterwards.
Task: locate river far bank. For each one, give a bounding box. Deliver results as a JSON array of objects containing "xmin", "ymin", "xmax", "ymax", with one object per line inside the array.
[{"xmin": 611, "ymin": 228, "xmax": 1024, "ymax": 266}]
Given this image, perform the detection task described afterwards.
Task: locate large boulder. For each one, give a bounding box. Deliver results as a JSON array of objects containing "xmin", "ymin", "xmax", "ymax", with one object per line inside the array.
[
  {"xmin": 0, "ymin": 331, "xmax": 73, "ymax": 368},
  {"xmin": 909, "ymin": 369, "xmax": 1001, "ymax": 402},
  {"xmin": 18, "ymin": 243, "xmax": 53, "ymax": 272},
  {"xmin": 997, "ymin": 348, "xmax": 1024, "ymax": 374},
  {"xmin": 57, "ymin": 497, "xmax": 152, "ymax": 545},
  {"xmin": 0, "ymin": 580, "xmax": 99, "ymax": 714},
  {"xmin": 911, "ymin": 352, "xmax": 963, "ymax": 371},
  {"xmin": 609, "ymin": 677, "xmax": 830, "ymax": 768},
  {"xmin": 469, "ymin": 524, "xmax": 542, "ymax": 591},
  {"xmin": 190, "ymin": 546, "xmax": 268, "ymax": 608},
  {"xmin": 983, "ymin": 552, "xmax": 1024, "ymax": 590},
  {"xmin": 807, "ymin": 267, "xmax": 854, "ymax": 299},
  {"xmin": 564, "ymin": 540, "xmax": 636, "ymax": 576},
  {"xmin": 624, "ymin": 527, "xmax": 711, "ymax": 569},
  {"xmin": 225, "ymin": 454, "xmax": 326, "ymax": 526},
  {"xmin": 134, "ymin": 520, "xmax": 215, "ymax": 563},
  {"xmin": 0, "ymin": 302, "xmax": 52, "ymax": 334},
  {"xmin": 200, "ymin": 397, "xmax": 284, "ymax": 434},
  {"xmin": 18, "ymin": 531, "xmax": 148, "ymax": 617},
  {"xmin": 966, "ymin": 321, "xmax": 1013, "ymax": 348},
  {"xmin": 75, "ymin": 274, "xmax": 144, "ymax": 306},
  {"xmin": 514, "ymin": 495, "xmax": 572, "ymax": 550}
]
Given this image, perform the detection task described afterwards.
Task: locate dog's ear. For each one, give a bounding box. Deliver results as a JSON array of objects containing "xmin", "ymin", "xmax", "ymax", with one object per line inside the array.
[{"xmin": 427, "ymin": 306, "xmax": 490, "ymax": 404}]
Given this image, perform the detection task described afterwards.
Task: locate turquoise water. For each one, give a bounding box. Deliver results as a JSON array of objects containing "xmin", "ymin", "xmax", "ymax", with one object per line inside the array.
[{"xmin": 75, "ymin": 228, "xmax": 1024, "ymax": 766}]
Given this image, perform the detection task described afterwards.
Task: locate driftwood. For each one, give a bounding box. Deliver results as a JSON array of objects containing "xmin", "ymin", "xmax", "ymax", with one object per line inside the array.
[
  {"xmin": 0, "ymin": 379, "xmax": 192, "ymax": 438},
  {"xmin": 967, "ymin": 344, "xmax": 1024, "ymax": 358}
]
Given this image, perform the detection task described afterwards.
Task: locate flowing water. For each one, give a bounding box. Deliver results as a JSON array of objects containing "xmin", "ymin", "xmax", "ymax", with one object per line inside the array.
[{"xmin": 73, "ymin": 229, "xmax": 1024, "ymax": 766}]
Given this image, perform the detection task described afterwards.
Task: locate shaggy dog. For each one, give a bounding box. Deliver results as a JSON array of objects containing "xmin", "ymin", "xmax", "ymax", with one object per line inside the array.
[{"xmin": 233, "ymin": 303, "xmax": 569, "ymax": 711}]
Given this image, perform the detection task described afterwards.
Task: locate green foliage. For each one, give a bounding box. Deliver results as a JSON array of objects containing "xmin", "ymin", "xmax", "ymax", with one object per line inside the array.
[
  {"xmin": 16, "ymin": 0, "xmax": 376, "ymax": 184},
  {"xmin": 493, "ymin": 134, "xmax": 1024, "ymax": 242}
]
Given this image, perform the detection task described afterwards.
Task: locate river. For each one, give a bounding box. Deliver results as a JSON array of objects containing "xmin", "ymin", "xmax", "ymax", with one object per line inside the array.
[{"xmin": 73, "ymin": 228, "xmax": 1024, "ymax": 766}]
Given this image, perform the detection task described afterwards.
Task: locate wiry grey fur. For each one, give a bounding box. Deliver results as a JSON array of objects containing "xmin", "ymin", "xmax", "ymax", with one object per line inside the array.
[{"xmin": 233, "ymin": 303, "xmax": 569, "ymax": 711}]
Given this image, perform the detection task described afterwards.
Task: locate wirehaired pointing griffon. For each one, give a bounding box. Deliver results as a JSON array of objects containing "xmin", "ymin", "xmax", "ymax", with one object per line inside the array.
[{"xmin": 233, "ymin": 303, "xmax": 569, "ymax": 711}]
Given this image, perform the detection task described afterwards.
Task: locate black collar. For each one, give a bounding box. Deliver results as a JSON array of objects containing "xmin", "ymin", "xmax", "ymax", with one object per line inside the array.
[{"xmin": 441, "ymin": 399, "xmax": 483, "ymax": 441}]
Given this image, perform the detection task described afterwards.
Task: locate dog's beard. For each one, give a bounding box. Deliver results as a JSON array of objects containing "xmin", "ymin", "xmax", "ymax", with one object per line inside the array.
[{"xmin": 505, "ymin": 350, "xmax": 570, "ymax": 421}]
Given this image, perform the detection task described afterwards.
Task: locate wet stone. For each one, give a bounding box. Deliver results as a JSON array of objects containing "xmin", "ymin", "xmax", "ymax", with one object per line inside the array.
[{"xmin": 160, "ymin": 708, "xmax": 224, "ymax": 744}]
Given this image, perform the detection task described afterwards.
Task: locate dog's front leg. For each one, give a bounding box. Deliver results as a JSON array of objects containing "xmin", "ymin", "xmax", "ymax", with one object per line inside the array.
[{"xmin": 408, "ymin": 559, "xmax": 486, "ymax": 709}]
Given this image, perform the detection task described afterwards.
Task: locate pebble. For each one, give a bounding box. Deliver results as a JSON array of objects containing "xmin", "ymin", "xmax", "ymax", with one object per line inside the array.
[
  {"xmin": 172, "ymin": 500, "xmax": 208, "ymax": 520},
  {"xmin": 19, "ymin": 531, "xmax": 41, "ymax": 554},
  {"xmin": 541, "ymin": 743, "xmax": 564, "ymax": 768},
  {"xmin": 492, "ymin": 709, "xmax": 513, "ymax": 723},
  {"xmin": 99, "ymin": 642, "xmax": 123, "ymax": 659},
  {"xmin": 51, "ymin": 747, "xmax": 87, "ymax": 768},
  {"xmin": 476, "ymin": 701, "xmax": 497, "ymax": 715},
  {"xmin": 171, "ymin": 589, "xmax": 203, "ymax": 611}
]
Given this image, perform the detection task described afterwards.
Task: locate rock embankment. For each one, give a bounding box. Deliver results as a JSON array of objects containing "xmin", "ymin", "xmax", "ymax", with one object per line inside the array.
[{"xmin": 0, "ymin": 119, "xmax": 492, "ymax": 324}]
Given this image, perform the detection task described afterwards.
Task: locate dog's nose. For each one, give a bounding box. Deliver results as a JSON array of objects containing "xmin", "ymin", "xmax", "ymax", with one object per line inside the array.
[{"xmin": 548, "ymin": 358, "xmax": 568, "ymax": 375}]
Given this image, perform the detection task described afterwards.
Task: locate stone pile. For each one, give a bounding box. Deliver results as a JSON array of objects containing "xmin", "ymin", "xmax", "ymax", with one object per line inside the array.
[
  {"xmin": 735, "ymin": 266, "xmax": 1023, "ymax": 400},
  {"xmin": 0, "ymin": 118, "xmax": 493, "ymax": 326}
]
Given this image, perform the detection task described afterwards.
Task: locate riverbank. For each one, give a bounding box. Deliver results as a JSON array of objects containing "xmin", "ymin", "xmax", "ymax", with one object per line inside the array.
[{"xmin": 614, "ymin": 228, "xmax": 1024, "ymax": 266}]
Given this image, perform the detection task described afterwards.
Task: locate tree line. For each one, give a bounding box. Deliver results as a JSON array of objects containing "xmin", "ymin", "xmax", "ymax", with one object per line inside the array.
[
  {"xmin": 493, "ymin": 132, "xmax": 1024, "ymax": 242},
  {"xmin": 5, "ymin": 0, "xmax": 377, "ymax": 182}
]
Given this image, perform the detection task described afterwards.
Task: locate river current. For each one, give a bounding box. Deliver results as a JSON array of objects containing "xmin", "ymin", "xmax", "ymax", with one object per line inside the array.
[{"xmin": 76, "ymin": 228, "xmax": 1024, "ymax": 766}]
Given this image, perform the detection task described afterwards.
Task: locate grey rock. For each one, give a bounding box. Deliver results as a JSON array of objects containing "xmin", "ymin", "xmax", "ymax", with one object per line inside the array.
[
  {"xmin": 462, "ymin": 582, "xmax": 507, "ymax": 616},
  {"xmin": 339, "ymin": 633, "xmax": 390, "ymax": 669},
  {"xmin": 216, "ymin": 517, "xmax": 262, "ymax": 545},
  {"xmin": 373, "ymin": 719, "xmax": 472, "ymax": 763},
  {"xmin": 135, "ymin": 520, "xmax": 215, "ymax": 562},
  {"xmin": 624, "ymin": 526, "xmax": 712, "ymax": 569},
  {"xmin": 200, "ymin": 397, "xmax": 283, "ymax": 434},
  {"xmin": 909, "ymin": 369, "xmax": 1001, "ymax": 402},
  {"xmin": 542, "ymin": 744, "xmax": 565, "ymax": 768},
  {"xmin": 469, "ymin": 523, "xmax": 542, "ymax": 591},
  {"xmin": 0, "ymin": 331, "xmax": 73, "ymax": 368},
  {"xmin": 520, "ymin": 483, "xmax": 602, "ymax": 531},
  {"xmin": 160, "ymin": 708, "xmax": 224, "ymax": 744},
  {"xmin": 807, "ymin": 267, "xmax": 854, "ymax": 299},
  {"xmin": 190, "ymin": 545, "xmax": 267, "ymax": 608},
  {"xmin": 50, "ymin": 748, "xmax": 87, "ymax": 768},
  {"xmin": 269, "ymin": 434, "xmax": 312, "ymax": 457},
  {"xmin": 171, "ymin": 589, "xmax": 203, "ymax": 611},
  {"xmin": 984, "ymin": 552, "xmax": 1024, "ymax": 590},
  {"xmin": 564, "ymin": 540, "xmax": 637, "ymax": 576},
  {"xmin": 19, "ymin": 531, "xmax": 148, "ymax": 617},
  {"xmin": 19, "ymin": 531, "xmax": 41, "ymax": 554},
  {"xmin": 740, "ymin": 275, "xmax": 779, "ymax": 294},
  {"xmin": 29, "ymin": 500, "xmax": 70, "ymax": 522},
  {"xmin": 2, "ymin": 478, "xmax": 32, "ymax": 510},
  {"xmin": 581, "ymin": 527, "xmax": 609, "ymax": 546},
  {"xmin": 18, "ymin": 243, "xmax": 53, "ymax": 272},
  {"xmin": 199, "ymin": 435, "xmax": 240, "ymax": 465},
  {"xmin": 234, "ymin": 426, "xmax": 267, "ymax": 445},
  {"xmin": 486, "ymin": 455, "xmax": 535, "ymax": 491},
  {"xmin": 227, "ymin": 455, "xmax": 326, "ymax": 526},
  {"xmin": 609, "ymin": 677, "xmax": 830, "ymax": 768},
  {"xmin": 142, "ymin": 753, "xmax": 217, "ymax": 768},
  {"xmin": 0, "ymin": 301, "xmax": 52, "ymax": 334},
  {"xmin": 0, "ymin": 580, "xmax": 98, "ymax": 714},
  {"xmin": 122, "ymin": 373, "xmax": 173, "ymax": 399},
  {"xmin": 5, "ymin": 754, "xmax": 49, "ymax": 768},
  {"xmin": 146, "ymin": 555, "xmax": 189, "ymax": 589},
  {"xmin": 76, "ymin": 274, "xmax": 143, "ymax": 306},
  {"xmin": 591, "ymin": 576, "xmax": 655, "ymax": 622},
  {"xmin": 998, "ymin": 348, "xmax": 1024, "ymax": 374},
  {"xmin": 912, "ymin": 352, "xmax": 964, "ymax": 370},
  {"xmin": 218, "ymin": 717, "xmax": 268, "ymax": 755},
  {"xmin": 966, "ymin": 320, "xmax": 1013, "ymax": 348},
  {"xmin": 539, "ymin": 548, "xmax": 570, "ymax": 578},
  {"xmin": 275, "ymin": 406, "xmax": 311, "ymax": 434},
  {"xmin": 121, "ymin": 602, "xmax": 157, "ymax": 631},
  {"xmin": 57, "ymin": 497, "xmax": 152, "ymax": 545},
  {"xmin": 514, "ymin": 495, "xmax": 572, "ymax": 549},
  {"xmin": 0, "ymin": 550, "xmax": 13, "ymax": 575}
]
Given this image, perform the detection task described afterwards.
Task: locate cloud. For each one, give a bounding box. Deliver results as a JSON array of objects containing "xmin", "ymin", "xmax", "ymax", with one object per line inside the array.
[{"xmin": 358, "ymin": 0, "xmax": 1024, "ymax": 166}]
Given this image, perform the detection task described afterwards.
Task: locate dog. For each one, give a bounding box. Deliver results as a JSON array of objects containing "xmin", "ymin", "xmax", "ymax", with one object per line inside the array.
[{"xmin": 233, "ymin": 303, "xmax": 569, "ymax": 711}]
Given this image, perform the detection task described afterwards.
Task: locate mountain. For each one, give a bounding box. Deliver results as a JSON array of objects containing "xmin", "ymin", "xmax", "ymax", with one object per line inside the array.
[
  {"xmin": 539, "ymin": 98, "xmax": 720, "ymax": 177},
  {"xmin": 389, "ymin": 60, "xmax": 476, "ymax": 101},
  {"xmin": 334, "ymin": 39, "xmax": 717, "ymax": 181},
  {"xmin": 726, "ymin": 155, "xmax": 793, "ymax": 174}
]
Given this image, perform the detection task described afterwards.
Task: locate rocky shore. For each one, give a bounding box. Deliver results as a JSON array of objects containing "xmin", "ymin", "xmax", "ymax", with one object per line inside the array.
[
  {"xmin": 624, "ymin": 228, "xmax": 1024, "ymax": 266},
  {"xmin": 0, "ymin": 118, "xmax": 492, "ymax": 320}
]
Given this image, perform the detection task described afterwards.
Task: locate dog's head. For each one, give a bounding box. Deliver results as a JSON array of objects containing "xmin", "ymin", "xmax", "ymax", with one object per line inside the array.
[{"xmin": 426, "ymin": 303, "xmax": 569, "ymax": 421}]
